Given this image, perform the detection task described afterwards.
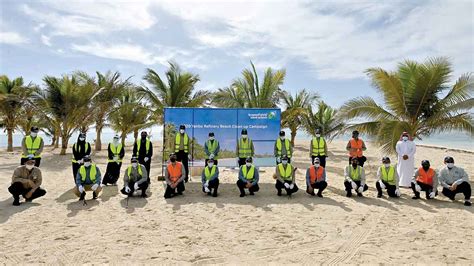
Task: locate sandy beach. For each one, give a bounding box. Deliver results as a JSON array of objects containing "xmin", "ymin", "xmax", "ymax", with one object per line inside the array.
[{"xmin": 0, "ymin": 139, "xmax": 473, "ymax": 264}]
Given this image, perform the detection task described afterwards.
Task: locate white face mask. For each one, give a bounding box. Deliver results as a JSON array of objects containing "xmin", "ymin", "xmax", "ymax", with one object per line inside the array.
[
  {"xmin": 209, "ymin": 137, "xmax": 215, "ymax": 141},
  {"xmin": 31, "ymin": 132, "xmax": 38, "ymax": 137},
  {"xmin": 113, "ymin": 138, "xmax": 119, "ymax": 144},
  {"xmin": 132, "ymin": 163, "xmax": 138, "ymax": 168},
  {"xmin": 282, "ymin": 160, "xmax": 288, "ymax": 165},
  {"xmin": 79, "ymin": 137, "xmax": 85, "ymax": 141},
  {"xmin": 280, "ymin": 136, "xmax": 285, "ymax": 140},
  {"xmin": 84, "ymin": 162, "xmax": 91, "ymax": 167},
  {"xmin": 179, "ymin": 129, "xmax": 185, "ymax": 134},
  {"xmin": 246, "ymin": 163, "xmax": 252, "ymax": 167},
  {"xmin": 447, "ymin": 163, "xmax": 454, "ymax": 169},
  {"xmin": 26, "ymin": 164, "xmax": 34, "ymax": 170},
  {"xmin": 208, "ymin": 163, "xmax": 214, "ymax": 168},
  {"xmin": 384, "ymin": 163, "xmax": 391, "ymax": 168},
  {"xmin": 314, "ymin": 163, "xmax": 320, "ymax": 167},
  {"xmin": 402, "ymin": 136, "xmax": 408, "ymax": 141},
  {"xmin": 242, "ymin": 134, "xmax": 247, "ymax": 139},
  {"xmin": 315, "ymin": 134, "xmax": 321, "ymax": 138}
]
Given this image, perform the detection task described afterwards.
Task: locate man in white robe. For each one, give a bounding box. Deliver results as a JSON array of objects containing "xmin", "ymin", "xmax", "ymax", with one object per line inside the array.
[{"xmin": 396, "ymin": 132, "xmax": 416, "ymax": 187}]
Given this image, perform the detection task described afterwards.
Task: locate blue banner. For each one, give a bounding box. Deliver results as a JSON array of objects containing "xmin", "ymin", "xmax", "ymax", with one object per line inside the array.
[{"xmin": 163, "ymin": 107, "xmax": 281, "ymax": 167}]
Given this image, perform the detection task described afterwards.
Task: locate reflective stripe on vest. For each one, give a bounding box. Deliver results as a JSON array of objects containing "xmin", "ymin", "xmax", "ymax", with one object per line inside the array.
[
  {"xmin": 416, "ymin": 167, "xmax": 434, "ymax": 185},
  {"xmin": 175, "ymin": 134, "xmax": 189, "ymax": 153},
  {"xmin": 349, "ymin": 166, "xmax": 361, "ymax": 181},
  {"xmin": 127, "ymin": 165, "xmax": 143, "ymax": 182},
  {"xmin": 204, "ymin": 165, "xmax": 217, "ymax": 181},
  {"xmin": 242, "ymin": 165, "xmax": 255, "ymax": 180},
  {"xmin": 108, "ymin": 143, "xmax": 123, "ymax": 162},
  {"xmin": 23, "ymin": 136, "xmax": 42, "ymax": 158},
  {"xmin": 238, "ymin": 138, "xmax": 252, "ymax": 158},
  {"xmin": 311, "ymin": 137, "xmax": 326, "ymax": 156},
  {"xmin": 278, "ymin": 163, "xmax": 293, "ymax": 181},
  {"xmin": 380, "ymin": 166, "xmax": 396, "ymax": 185},
  {"xmin": 349, "ymin": 139, "xmax": 363, "ymax": 157},
  {"xmin": 309, "ymin": 166, "xmax": 324, "ymax": 183},
  {"xmin": 167, "ymin": 162, "xmax": 182, "ymax": 182},
  {"xmin": 206, "ymin": 140, "xmax": 219, "ymax": 159},
  {"xmin": 72, "ymin": 143, "xmax": 90, "ymax": 162},
  {"xmin": 136, "ymin": 139, "xmax": 151, "ymax": 156},
  {"xmin": 80, "ymin": 165, "xmax": 97, "ymax": 183},
  {"xmin": 276, "ymin": 138, "xmax": 291, "ymax": 157}
]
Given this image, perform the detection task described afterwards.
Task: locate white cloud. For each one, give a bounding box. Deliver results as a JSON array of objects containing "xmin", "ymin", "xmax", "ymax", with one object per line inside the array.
[
  {"xmin": 0, "ymin": 31, "xmax": 29, "ymax": 44},
  {"xmin": 41, "ymin": 35, "xmax": 51, "ymax": 46}
]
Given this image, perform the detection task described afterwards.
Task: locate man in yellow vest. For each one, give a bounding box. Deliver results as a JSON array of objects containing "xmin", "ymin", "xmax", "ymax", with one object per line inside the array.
[
  {"xmin": 201, "ymin": 158, "xmax": 219, "ymax": 197},
  {"xmin": 8, "ymin": 155, "xmax": 47, "ymax": 206},
  {"xmin": 174, "ymin": 125, "xmax": 190, "ymax": 182},
  {"xmin": 411, "ymin": 160, "xmax": 437, "ymax": 200},
  {"xmin": 236, "ymin": 157, "xmax": 259, "ymax": 197},
  {"xmin": 204, "ymin": 132, "xmax": 220, "ymax": 166},
  {"xmin": 236, "ymin": 129, "xmax": 254, "ymax": 167},
  {"xmin": 121, "ymin": 157, "xmax": 149, "ymax": 198},
  {"xmin": 306, "ymin": 157, "xmax": 327, "ymax": 197},
  {"xmin": 274, "ymin": 155, "xmax": 298, "ymax": 196},
  {"xmin": 164, "ymin": 153, "xmax": 186, "ymax": 198},
  {"xmin": 375, "ymin": 157, "xmax": 401, "ymax": 198},
  {"xmin": 346, "ymin": 130, "xmax": 367, "ymax": 167},
  {"xmin": 74, "ymin": 155, "xmax": 102, "ymax": 200},
  {"xmin": 71, "ymin": 132, "xmax": 91, "ymax": 182},
  {"xmin": 274, "ymin": 130, "xmax": 293, "ymax": 164},
  {"xmin": 103, "ymin": 134, "xmax": 125, "ymax": 186},
  {"xmin": 344, "ymin": 157, "xmax": 368, "ymax": 197},
  {"xmin": 21, "ymin": 126, "xmax": 44, "ymax": 167},
  {"xmin": 133, "ymin": 131, "xmax": 153, "ymax": 183},
  {"xmin": 310, "ymin": 128, "xmax": 327, "ymax": 168}
]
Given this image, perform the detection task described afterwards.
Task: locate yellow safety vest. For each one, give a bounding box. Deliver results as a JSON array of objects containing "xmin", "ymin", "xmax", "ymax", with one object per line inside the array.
[
  {"xmin": 238, "ymin": 138, "xmax": 253, "ymax": 158},
  {"xmin": 242, "ymin": 165, "xmax": 255, "ymax": 180},
  {"xmin": 71, "ymin": 143, "xmax": 91, "ymax": 163},
  {"xmin": 108, "ymin": 143, "xmax": 123, "ymax": 162},
  {"xmin": 276, "ymin": 138, "xmax": 291, "ymax": 157},
  {"xmin": 79, "ymin": 164, "xmax": 97, "ymax": 183},
  {"xmin": 205, "ymin": 140, "xmax": 219, "ymax": 159},
  {"xmin": 311, "ymin": 137, "xmax": 326, "ymax": 156},
  {"xmin": 204, "ymin": 165, "xmax": 217, "ymax": 181},
  {"xmin": 23, "ymin": 136, "xmax": 42, "ymax": 158},
  {"xmin": 349, "ymin": 166, "xmax": 361, "ymax": 181},
  {"xmin": 136, "ymin": 138, "xmax": 151, "ymax": 156},
  {"xmin": 278, "ymin": 163, "xmax": 293, "ymax": 181},
  {"xmin": 127, "ymin": 165, "xmax": 143, "ymax": 182},
  {"xmin": 175, "ymin": 134, "xmax": 189, "ymax": 153},
  {"xmin": 380, "ymin": 166, "xmax": 395, "ymax": 185}
]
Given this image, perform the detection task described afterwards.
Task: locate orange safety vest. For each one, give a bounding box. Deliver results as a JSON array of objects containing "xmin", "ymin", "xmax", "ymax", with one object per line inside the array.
[
  {"xmin": 309, "ymin": 166, "xmax": 324, "ymax": 183},
  {"xmin": 167, "ymin": 162, "xmax": 183, "ymax": 183},
  {"xmin": 416, "ymin": 167, "xmax": 434, "ymax": 185},
  {"xmin": 349, "ymin": 138, "xmax": 363, "ymax": 157}
]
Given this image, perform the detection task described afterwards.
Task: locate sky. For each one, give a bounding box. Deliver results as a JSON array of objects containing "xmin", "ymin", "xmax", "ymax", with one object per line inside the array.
[{"xmin": 0, "ymin": 0, "xmax": 473, "ymax": 108}]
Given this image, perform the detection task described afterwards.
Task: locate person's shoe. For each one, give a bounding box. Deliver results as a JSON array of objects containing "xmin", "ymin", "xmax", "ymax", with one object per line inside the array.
[
  {"xmin": 177, "ymin": 191, "xmax": 183, "ymax": 195},
  {"xmin": 12, "ymin": 197, "xmax": 20, "ymax": 206},
  {"xmin": 102, "ymin": 182, "xmax": 108, "ymax": 186},
  {"xmin": 249, "ymin": 191, "xmax": 255, "ymax": 196},
  {"xmin": 112, "ymin": 183, "xmax": 117, "ymax": 186},
  {"xmin": 277, "ymin": 190, "xmax": 282, "ymax": 196},
  {"xmin": 317, "ymin": 192, "xmax": 323, "ymax": 198},
  {"xmin": 212, "ymin": 192, "xmax": 218, "ymax": 197},
  {"xmin": 377, "ymin": 193, "xmax": 382, "ymax": 198},
  {"xmin": 357, "ymin": 193, "xmax": 363, "ymax": 197},
  {"xmin": 79, "ymin": 192, "xmax": 86, "ymax": 201},
  {"xmin": 185, "ymin": 178, "xmax": 189, "ymax": 183},
  {"xmin": 141, "ymin": 193, "xmax": 148, "ymax": 198},
  {"xmin": 92, "ymin": 192, "xmax": 98, "ymax": 199},
  {"xmin": 412, "ymin": 196, "xmax": 420, "ymax": 200},
  {"xmin": 346, "ymin": 192, "xmax": 352, "ymax": 198},
  {"xmin": 449, "ymin": 196, "xmax": 455, "ymax": 201},
  {"xmin": 464, "ymin": 201, "xmax": 471, "ymax": 206},
  {"xmin": 239, "ymin": 193, "xmax": 245, "ymax": 197}
]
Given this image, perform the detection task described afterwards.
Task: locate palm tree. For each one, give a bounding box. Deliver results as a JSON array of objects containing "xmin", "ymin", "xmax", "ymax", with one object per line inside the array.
[
  {"xmin": 109, "ymin": 87, "xmax": 150, "ymax": 145},
  {"xmin": 212, "ymin": 61, "xmax": 285, "ymax": 108},
  {"xmin": 0, "ymin": 75, "xmax": 36, "ymax": 151},
  {"xmin": 340, "ymin": 57, "xmax": 473, "ymax": 153},
  {"xmin": 302, "ymin": 101, "xmax": 345, "ymax": 141},
  {"xmin": 16, "ymin": 85, "xmax": 41, "ymax": 135},
  {"xmin": 280, "ymin": 89, "xmax": 319, "ymax": 145},
  {"xmin": 140, "ymin": 61, "xmax": 209, "ymax": 124}
]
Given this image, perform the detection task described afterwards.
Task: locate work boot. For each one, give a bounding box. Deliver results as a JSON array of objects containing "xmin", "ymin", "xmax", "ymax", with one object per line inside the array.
[
  {"xmin": 249, "ymin": 191, "xmax": 255, "ymax": 196},
  {"xmin": 141, "ymin": 192, "xmax": 148, "ymax": 198},
  {"xmin": 377, "ymin": 193, "xmax": 382, "ymax": 198},
  {"xmin": 346, "ymin": 191, "xmax": 352, "ymax": 198},
  {"xmin": 412, "ymin": 195, "xmax": 420, "ymax": 199},
  {"xmin": 317, "ymin": 191, "xmax": 323, "ymax": 198},
  {"xmin": 12, "ymin": 196, "xmax": 20, "ymax": 206},
  {"xmin": 92, "ymin": 191, "xmax": 98, "ymax": 199},
  {"xmin": 464, "ymin": 200, "xmax": 472, "ymax": 206},
  {"xmin": 357, "ymin": 193, "xmax": 363, "ymax": 197},
  {"xmin": 239, "ymin": 192, "xmax": 245, "ymax": 197},
  {"xmin": 277, "ymin": 189, "xmax": 282, "ymax": 196},
  {"xmin": 79, "ymin": 192, "xmax": 86, "ymax": 201}
]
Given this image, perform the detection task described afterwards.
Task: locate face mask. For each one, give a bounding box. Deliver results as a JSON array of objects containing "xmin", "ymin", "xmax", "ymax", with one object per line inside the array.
[
  {"xmin": 447, "ymin": 163, "xmax": 454, "ymax": 169},
  {"xmin": 384, "ymin": 163, "xmax": 391, "ymax": 168},
  {"xmin": 132, "ymin": 163, "xmax": 138, "ymax": 168},
  {"xmin": 31, "ymin": 132, "xmax": 38, "ymax": 137},
  {"xmin": 315, "ymin": 134, "xmax": 321, "ymax": 138},
  {"xmin": 280, "ymin": 136, "xmax": 285, "ymax": 140},
  {"xmin": 26, "ymin": 164, "xmax": 34, "ymax": 170},
  {"xmin": 246, "ymin": 163, "xmax": 252, "ymax": 167},
  {"xmin": 352, "ymin": 163, "xmax": 358, "ymax": 168},
  {"xmin": 242, "ymin": 135, "xmax": 247, "ymax": 139},
  {"xmin": 402, "ymin": 136, "xmax": 408, "ymax": 141},
  {"xmin": 208, "ymin": 163, "xmax": 214, "ymax": 168},
  {"xmin": 170, "ymin": 158, "xmax": 176, "ymax": 162},
  {"xmin": 314, "ymin": 163, "xmax": 320, "ymax": 167},
  {"xmin": 141, "ymin": 134, "xmax": 147, "ymax": 139},
  {"xmin": 79, "ymin": 137, "xmax": 85, "ymax": 141},
  {"xmin": 282, "ymin": 160, "xmax": 288, "ymax": 165},
  {"xmin": 179, "ymin": 129, "xmax": 185, "ymax": 134},
  {"xmin": 84, "ymin": 162, "xmax": 91, "ymax": 167},
  {"xmin": 422, "ymin": 165, "xmax": 430, "ymax": 171},
  {"xmin": 209, "ymin": 137, "xmax": 215, "ymax": 141}
]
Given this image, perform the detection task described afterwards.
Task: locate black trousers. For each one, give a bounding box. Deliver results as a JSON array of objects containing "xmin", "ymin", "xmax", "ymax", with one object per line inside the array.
[
  {"xmin": 411, "ymin": 181, "xmax": 434, "ymax": 199},
  {"xmin": 176, "ymin": 150, "xmax": 189, "ymax": 181},
  {"xmin": 164, "ymin": 181, "xmax": 185, "ymax": 198},
  {"xmin": 376, "ymin": 181, "xmax": 398, "ymax": 197},
  {"xmin": 8, "ymin": 182, "xmax": 46, "ymax": 200},
  {"xmin": 344, "ymin": 180, "xmax": 368, "ymax": 194},
  {"xmin": 103, "ymin": 162, "xmax": 122, "ymax": 185},
  {"xmin": 441, "ymin": 181, "xmax": 471, "ymax": 200},
  {"xmin": 307, "ymin": 181, "xmax": 327, "ymax": 194},
  {"xmin": 202, "ymin": 178, "xmax": 219, "ymax": 193},
  {"xmin": 72, "ymin": 162, "xmax": 81, "ymax": 182},
  {"xmin": 20, "ymin": 158, "xmax": 41, "ymax": 167},
  {"xmin": 311, "ymin": 155, "xmax": 326, "ymax": 168},
  {"xmin": 120, "ymin": 181, "xmax": 149, "ymax": 196},
  {"xmin": 238, "ymin": 158, "xmax": 247, "ymax": 167},
  {"xmin": 275, "ymin": 180, "xmax": 299, "ymax": 195},
  {"xmin": 237, "ymin": 179, "xmax": 260, "ymax": 194},
  {"xmin": 204, "ymin": 159, "xmax": 218, "ymax": 166},
  {"xmin": 349, "ymin": 156, "xmax": 366, "ymax": 167}
]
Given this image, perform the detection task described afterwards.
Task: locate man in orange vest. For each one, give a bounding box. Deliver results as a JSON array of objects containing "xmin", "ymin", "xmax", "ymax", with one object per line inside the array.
[
  {"xmin": 411, "ymin": 160, "xmax": 437, "ymax": 200},
  {"xmin": 164, "ymin": 153, "xmax": 186, "ymax": 198},
  {"xmin": 346, "ymin": 130, "xmax": 367, "ymax": 167},
  {"xmin": 306, "ymin": 157, "xmax": 327, "ymax": 197}
]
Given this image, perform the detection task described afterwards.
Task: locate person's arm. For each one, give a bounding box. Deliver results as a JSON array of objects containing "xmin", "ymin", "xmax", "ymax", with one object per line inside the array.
[
  {"xmin": 236, "ymin": 141, "xmax": 239, "ymax": 157},
  {"xmin": 360, "ymin": 167, "xmax": 366, "ymax": 186},
  {"xmin": 107, "ymin": 144, "xmax": 114, "ymax": 159},
  {"xmin": 119, "ymin": 145, "xmax": 125, "ymax": 159},
  {"xmin": 211, "ymin": 167, "xmax": 219, "ymax": 181},
  {"xmin": 321, "ymin": 168, "xmax": 327, "ymax": 182},
  {"xmin": 274, "ymin": 141, "xmax": 278, "ymax": 157},
  {"xmin": 454, "ymin": 168, "xmax": 469, "ymax": 185},
  {"xmin": 251, "ymin": 139, "xmax": 255, "ymax": 157},
  {"xmin": 361, "ymin": 140, "xmax": 367, "ymax": 151},
  {"xmin": 289, "ymin": 142, "xmax": 293, "ymax": 157},
  {"xmin": 204, "ymin": 142, "xmax": 210, "ymax": 156},
  {"xmin": 275, "ymin": 166, "xmax": 284, "ymax": 183},
  {"xmin": 148, "ymin": 141, "xmax": 153, "ymax": 158},
  {"xmin": 95, "ymin": 167, "xmax": 102, "ymax": 185},
  {"xmin": 12, "ymin": 168, "xmax": 24, "ymax": 184},
  {"xmin": 344, "ymin": 166, "xmax": 352, "ymax": 182},
  {"xmin": 252, "ymin": 167, "xmax": 259, "ymax": 186},
  {"xmin": 412, "ymin": 169, "xmax": 419, "ymax": 184},
  {"xmin": 72, "ymin": 144, "xmax": 79, "ymax": 160},
  {"xmin": 36, "ymin": 138, "xmax": 44, "ymax": 156},
  {"xmin": 32, "ymin": 169, "xmax": 42, "ymax": 188},
  {"xmin": 376, "ymin": 167, "xmax": 382, "ymax": 181},
  {"xmin": 132, "ymin": 142, "xmax": 138, "ymax": 156},
  {"xmin": 306, "ymin": 169, "xmax": 311, "ymax": 187},
  {"xmin": 238, "ymin": 167, "xmax": 246, "ymax": 183},
  {"xmin": 21, "ymin": 137, "xmax": 28, "ymax": 155},
  {"xmin": 123, "ymin": 169, "xmax": 130, "ymax": 187},
  {"xmin": 324, "ymin": 139, "xmax": 327, "ymax": 156},
  {"xmin": 346, "ymin": 141, "xmax": 351, "ymax": 151},
  {"xmin": 309, "ymin": 140, "xmax": 312, "ymax": 157},
  {"xmin": 86, "ymin": 143, "xmax": 91, "ymax": 156},
  {"xmin": 437, "ymin": 169, "xmax": 449, "ymax": 189},
  {"xmin": 75, "ymin": 171, "xmax": 82, "ymax": 187},
  {"xmin": 177, "ymin": 164, "xmax": 186, "ymax": 183},
  {"xmin": 201, "ymin": 169, "xmax": 206, "ymax": 184},
  {"xmin": 409, "ymin": 142, "xmax": 416, "ymax": 157},
  {"xmin": 164, "ymin": 168, "xmax": 172, "ymax": 185},
  {"xmin": 395, "ymin": 142, "xmax": 401, "ymax": 155},
  {"xmin": 394, "ymin": 169, "xmax": 400, "ymax": 190},
  {"xmin": 136, "ymin": 166, "xmax": 148, "ymax": 185},
  {"xmin": 215, "ymin": 141, "xmax": 220, "ymax": 156}
]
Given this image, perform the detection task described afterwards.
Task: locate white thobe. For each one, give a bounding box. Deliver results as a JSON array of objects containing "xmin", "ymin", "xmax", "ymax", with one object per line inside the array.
[{"xmin": 396, "ymin": 140, "xmax": 416, "ymax": 187}]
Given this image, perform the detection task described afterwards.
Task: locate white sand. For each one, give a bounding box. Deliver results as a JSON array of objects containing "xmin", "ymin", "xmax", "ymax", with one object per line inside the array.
[{"xmin": 0, "ymin": 140, "xmax": 473, "ymax": 264}]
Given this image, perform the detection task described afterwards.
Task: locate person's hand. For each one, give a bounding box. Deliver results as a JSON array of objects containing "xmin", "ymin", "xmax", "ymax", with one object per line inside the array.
[
  {"xmin": 144, "ymin": 157, "xmax": 149, "ymax": 162},
  {"xmin": 378, "ymin": 180, "xmax": 386, "ymax": 189},
  {"xmin": 25, "ymin": 190, "xmax": 34, "ymax": 199},
  {"xmin": 78, "ymin": 185, "xmax": 84, "ymax": 193},
  {"xmin": 452, "ymin": 183, "xmax": 458, "ymax": 190},
  {"xmin": 289, "ymin": 183, "xmax": 295, "ymax": 190},
  {"xmin": 78, "ymin": 159, "xmax": 84, "ymax": 164},
  {"xmin": 205, "ymin": 181, "xmax": 209, "ymax": 187},
  {"xmin": 351, "ymin": 181, "xmax": 357, "ymax": 190},
  {"xmin": 91, "ymin": 184, "xmax": 99, "ymax": 191},
  {"xmin": 125, "ymin": 186, "xmax": 131, "ymax": 193},
  {"xmin": 357, "ymin": 186, "xmax": 364, "ymax": 193},
  {"xmin": 395, "ymin": 189, "xmax": 401, "ymax": 197},
  {"xmin": 113, "ymin": 156, "xmax": 118, "ymax": 161},
  {"xmin": 403, "ymin": 155, "xmax": 408, "ymax": 160},
  {"xmin": 276, "ymin": 157, "xmax": 281, "ymax": 163},
  {"xmin": 204, "ymin": 186, "xmax": 210, "ymax": 193},
  {"xmin": 246, "ymin": 182, "xmax": 252, "ymax": 188},
  {"xmin": 28, "ymin": 154, "xmax": 34, "ymax": 158},
  {"xmin": 284, "ymin": 183, "xmax": 290, "ymax": 189},
  {"xmin": 134, "ymin": 183, "xmax": 139, "ymax": 190},
  {"xmin": 415, "ymin": 184, "xmax": 422, "ymax": 192},
  {"xmin": 429, "ymin": 191, "xmax": 435, "ymax": 199}
]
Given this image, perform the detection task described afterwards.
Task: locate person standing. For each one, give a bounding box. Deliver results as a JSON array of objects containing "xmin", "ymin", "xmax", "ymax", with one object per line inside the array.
[
  {"xmin": 274, "ymin": 155, "xmax": 298, "ymax": 196},
  {"xmin": 174, "ymin": 125, "xmax": 190, "ymax": 182},
  {"xmin": 306, "ymin": 157, "xmax": 327, "ymax": 197},
  {"xmin": 74, "ymin": 155, "xmax": 102, "ymax": 201},
  {"xmin": 21, "ymin": 126, "xmax": 44, "ymax": 167},
  {"xmin": 121, "ymin": 157, "xmax": 149, "ymax": 198},
  {"xmin": 8, "ymin": 155, "xmax": 47, "ymax": 206},
  {"xmin": 375, "ymin": 157, "xmax": 401, "ymax": 198},
  {"xmin": 204, "ymin": 132, "xmax": 220, "ymax": 166},
  {"xmin": 396, "ymin": 132, "xmax": 416, "ymax": 187},
  {"xmin": 411, "ymin": 160, "xmax": 437, "ymax": 200},
  {"xmin": 274, "ymin": 130, "xmax": 293, "ymax": 164},
  {"xmin": 71, "ymin": 133, "xmax": 91, "ymax": 182},
  {"xmin": 236, "ymin": 157, "xmax": 259, "ymax": 197},
  {"xmin": 344, "ymin": 157, "xmax": 368, "ymax": 197},
  {"xmin": 102, "ymin": 135, "xmax": 125, "ymax": 186},
  {"xmin": 133, "ymin": 131, "xmax": 153, "ymax": 183},
  {"xmin": 201, "ymin": 158, "xmax": 219, "ymax": 197},
  {"xmin": 346, "ymin": 130, "xmax": 367, "ymax": 167},
  {"xmin": 236, "ymin": 129, "xmax": 254, "ymax": 167},
  {"xmin": 310, "ymin": 128, "xmax": 327, "ymax": 168},
  {"xmin": 164, "ymin": 153, "xmax": 186, "ymax": 198},
  {"xmin": 438, "ymin": 156, "xmax": 471, "ymax": 206}
]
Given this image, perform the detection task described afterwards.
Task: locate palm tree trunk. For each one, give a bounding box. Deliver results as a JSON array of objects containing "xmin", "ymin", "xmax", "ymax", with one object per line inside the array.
[
  {"xmin": 7, "ymin": 128, "xmax": 13, "ymax": 152},
  {"xmin": 291, "ymin": 128, "xmax": 297, "ymax": 147},
  {"xmin": 54, "ymin": 127, "xmax": 60, "ymax": 148},
  {"xmin": 134, "ymin": 129, "xmax": 139, "ymax": 140},
  {"xmin": 60, "ymin": 129, "xmax": 68, "ymax": 155},
  {"xmin": 95, "ymin": 123, "xmax": 103, "ymax": 151},
  {"xmin": 121, "ymin": 132, "xmax": 126, "ymax": 146}
]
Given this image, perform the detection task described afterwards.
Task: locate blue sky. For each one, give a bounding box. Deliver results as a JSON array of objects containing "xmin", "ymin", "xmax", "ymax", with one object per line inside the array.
[{"xmin": 0, "ymin": 0, "xmax": 473, "ymax": 108}]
